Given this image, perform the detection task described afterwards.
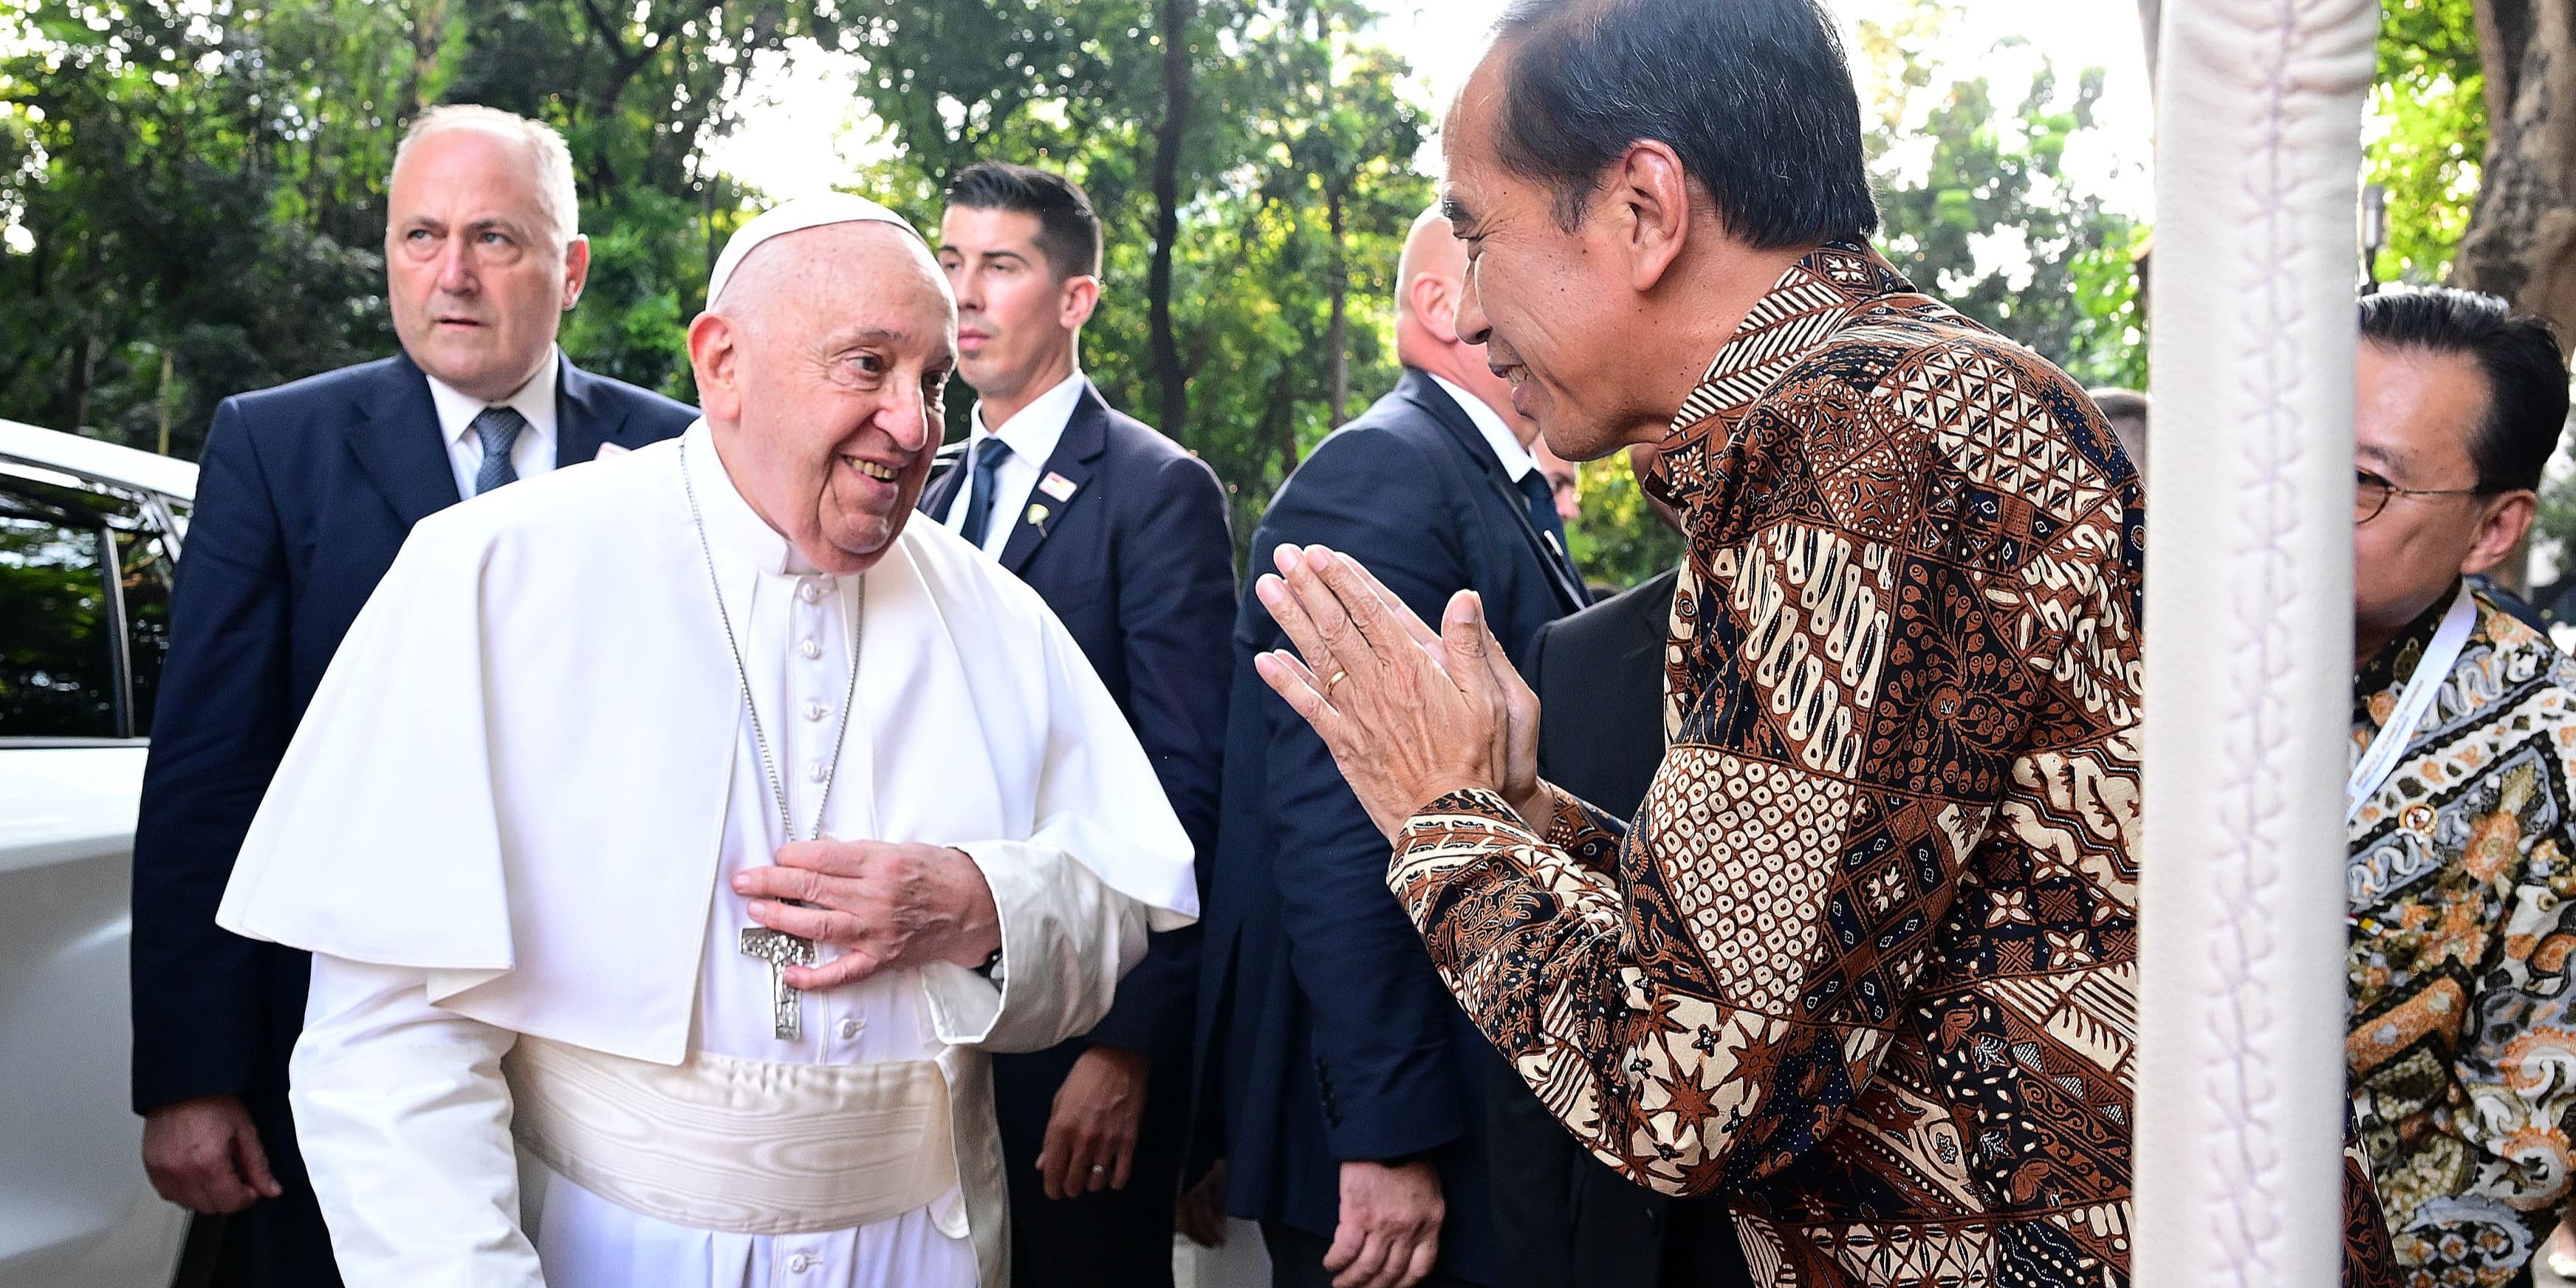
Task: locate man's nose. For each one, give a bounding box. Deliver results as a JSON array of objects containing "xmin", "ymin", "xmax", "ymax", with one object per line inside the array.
[
  {"xmin": 877, "ymin": 384, "xmax": 934, "ymax": 452},
  {"xmin": 1455, "ymin": 266, "xmax": 1493, "ymax": 347},
  {"xmin": 436, "ymin": 237, "xmax": 478, "ymax": 297}
]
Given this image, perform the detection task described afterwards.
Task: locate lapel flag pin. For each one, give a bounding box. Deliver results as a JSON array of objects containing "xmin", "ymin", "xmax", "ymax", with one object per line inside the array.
[
  {"xmin": 1038, "ymin": 471, "xmax": 1078, "ymax": 501},
  {"xmin": 1026, "ymin": 502, "xmax": 1050, "ymax": 527},
  {"xmin": 593, "ymin": 442, "xmax": 631, "ymax": 461}
]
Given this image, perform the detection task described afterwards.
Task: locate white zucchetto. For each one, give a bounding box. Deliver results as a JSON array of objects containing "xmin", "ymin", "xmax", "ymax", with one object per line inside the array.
[{"xmin": 705, "ymin": 193, "xmax": 926, "ymax": 306}]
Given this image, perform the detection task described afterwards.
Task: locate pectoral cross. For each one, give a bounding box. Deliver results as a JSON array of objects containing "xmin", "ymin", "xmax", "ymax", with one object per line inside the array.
[{"xmin": 741, "ymin": 924, "xmax": 817, "ymax": 1041}]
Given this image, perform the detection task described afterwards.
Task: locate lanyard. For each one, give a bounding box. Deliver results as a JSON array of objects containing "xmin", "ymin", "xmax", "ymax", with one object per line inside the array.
[{"xmin": 2346, "ymin": 581, "xmax": 2477, "ymax": 826}]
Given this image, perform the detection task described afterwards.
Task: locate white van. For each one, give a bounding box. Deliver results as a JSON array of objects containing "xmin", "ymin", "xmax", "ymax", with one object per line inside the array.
[{"xmin": 0, "ymin": 419, "xmax": 194, "ymax": 1287}]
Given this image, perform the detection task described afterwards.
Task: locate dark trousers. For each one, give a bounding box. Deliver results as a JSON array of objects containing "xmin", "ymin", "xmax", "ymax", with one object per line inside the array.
[
  {"xmin": 1484, "ymin": 1055, "xmax": 1753, "ymax": 1288},
  {"xmin": 994, "ymin": 1041, "xmax": 1186, "ymax": 1288},
  {"xmin": 1261, "ymin": 1219, "xmax": 1481, "ymax": 1288}
]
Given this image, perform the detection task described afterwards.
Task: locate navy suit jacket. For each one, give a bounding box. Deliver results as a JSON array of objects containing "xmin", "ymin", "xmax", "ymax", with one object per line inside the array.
[
  {"xmin": 918, "ymin": 381, "xmax": 1235, "ymax": 1069},
  {"xmin": 130, "ymin": 352, "xmax": 694, "ymax": 1130},
  {"xmin": 1196, "ymin": 370, "xmax": 1584, "ymax": 1284}
]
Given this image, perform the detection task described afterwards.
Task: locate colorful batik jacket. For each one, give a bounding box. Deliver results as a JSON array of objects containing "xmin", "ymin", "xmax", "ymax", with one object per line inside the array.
[
  {"xmin": 1388, "ymin": 243, "xmax": 2142, "ymax": 1286},
  {"xmin": 2348, "ymin": 584, "xmax": 2576, "ymax": 1287}
]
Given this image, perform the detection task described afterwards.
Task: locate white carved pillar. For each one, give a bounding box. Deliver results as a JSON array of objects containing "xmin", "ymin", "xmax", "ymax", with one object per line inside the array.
[{"xmin": 2137, "ymin": 0, "xmax": 2380, "ymax": 1283}]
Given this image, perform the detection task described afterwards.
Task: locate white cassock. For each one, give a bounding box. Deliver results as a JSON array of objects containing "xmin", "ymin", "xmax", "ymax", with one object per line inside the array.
[{"xmin": 215, "ymin": 420, "xmax": 1196, "ymax": 1288}]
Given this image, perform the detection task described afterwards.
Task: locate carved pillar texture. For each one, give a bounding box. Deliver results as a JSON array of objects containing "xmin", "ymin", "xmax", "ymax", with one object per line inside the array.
[{"xmin": 2137, "ymin": 0, "xmax": 2377, "ymax": 1284}]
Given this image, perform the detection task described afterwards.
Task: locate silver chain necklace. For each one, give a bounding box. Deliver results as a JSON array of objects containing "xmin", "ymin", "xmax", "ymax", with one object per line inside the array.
[{"xmin": 679, "ymin": 438, "xmax": 866, "ymax": 1039}]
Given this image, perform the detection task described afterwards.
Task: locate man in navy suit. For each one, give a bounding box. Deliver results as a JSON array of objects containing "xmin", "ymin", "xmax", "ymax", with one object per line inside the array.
[
  {"xmin": 129, "ymin": 105, "xmax": 694, "ymax": 1285},
  {"xmin": 917, "ymin": 161, "xmax": 1236, "ymax": 1288},
  {"xmin": 1198, "ymin": 207, "xmax": 1587, "ymax": 1288}
]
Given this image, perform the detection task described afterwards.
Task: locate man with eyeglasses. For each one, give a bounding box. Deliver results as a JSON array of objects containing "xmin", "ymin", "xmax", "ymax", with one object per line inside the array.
[{"xmin": 2345, "ymin": 287, "xmax": 2576, "ymax": 1284}]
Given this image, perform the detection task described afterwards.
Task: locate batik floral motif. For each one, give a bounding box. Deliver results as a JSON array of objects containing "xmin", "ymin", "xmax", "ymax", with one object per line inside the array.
[
  {"xmin": 2349, "ymin": 588, "xmax": 2576, "ymax": 1287},
  {"xmin": 1389, "ymin": 244, "xmax": 2146, "ymax": 1287}
]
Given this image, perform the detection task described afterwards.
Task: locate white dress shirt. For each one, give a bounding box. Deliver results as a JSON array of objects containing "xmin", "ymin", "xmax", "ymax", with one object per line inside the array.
[
  {"xmin": 425, "ymin": 352, "xmax": 561, "ymax": 501},
  {"xmin": 1427, "ymin": 371, "xmax": 1538, "ymax": 483},
  {"xmin": 938, "ymin": 370, "xmax": 1087, "ymax": 559}
]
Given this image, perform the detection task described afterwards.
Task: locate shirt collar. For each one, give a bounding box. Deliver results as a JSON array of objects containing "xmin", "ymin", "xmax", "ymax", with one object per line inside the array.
[
  {"xmin": 679, "ymin": 419, "xmax": 810, "ymax": 577},
  {"xmin": 967, "ymin": 369, "xmax": 1087, "ymax": 466},
  {"xmin": 1645, "ymin": 242, "xmax": 1919, "ymax": 510},
  {"xmin": 423, "ymin": 349, "xmax": 562, "ymax": 449},
  {"xmin": 1426, "ymin": 371, "xmax": 1536, "ymax": 482},
  {"xmin": 2357, "ymin": 578, "xmax": 2476, "ymax": 703}
]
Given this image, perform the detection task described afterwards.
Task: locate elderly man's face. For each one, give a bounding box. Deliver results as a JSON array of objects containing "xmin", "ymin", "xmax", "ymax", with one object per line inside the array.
[
  {"xmin": 692, "ymin": 225, "xmax": 956, "ymax": 575},
  {"xmin": 386, "ymin": 127, "xmax": 586, "ymax": 402},
  {"xmin": 1440, "ymin": 48, "xmax": 1641, "ymax": 462}
]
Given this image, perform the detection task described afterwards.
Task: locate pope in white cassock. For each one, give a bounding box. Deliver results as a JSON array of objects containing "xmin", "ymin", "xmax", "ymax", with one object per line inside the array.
[{"xmin": 212, "ymin": 194, "xmax": 1198, "ymax": 1288}]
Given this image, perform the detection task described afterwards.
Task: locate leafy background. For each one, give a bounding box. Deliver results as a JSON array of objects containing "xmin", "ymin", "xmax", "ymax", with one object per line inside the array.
[{"xmin": 2, "ymin": 0, "xmax": 2181, "ymax": 592}]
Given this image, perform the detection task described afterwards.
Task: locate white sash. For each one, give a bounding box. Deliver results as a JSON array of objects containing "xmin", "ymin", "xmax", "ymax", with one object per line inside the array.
[
  {"xmin": 2346, "ymin": 581, "xmax": 2477, "ymax": 826},
  {"xmin": 502, "ymin": 1035, "xmax": 962, "ymax": 1237}
]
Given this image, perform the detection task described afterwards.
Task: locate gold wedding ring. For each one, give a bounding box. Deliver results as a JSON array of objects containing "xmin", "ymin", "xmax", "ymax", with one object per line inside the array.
[{"xmin": 1326, "ymin": 669, "xmax": 1348, "ymax": 693}]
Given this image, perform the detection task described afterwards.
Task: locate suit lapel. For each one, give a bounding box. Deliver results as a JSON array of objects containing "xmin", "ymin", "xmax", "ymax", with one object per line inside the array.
[
  {"xmin": 996, "ymin": 383, "xmax": 1110, "ymax": 575},
  {"xmin": 555, "ymin": 354, "xmax": 647, "ymax": 467},
  {"xmin": 348, "ymin": 352, "xmax": 463, "ymax": 527},
  {"xmin": 1405, "ymin": 372, "xmax": 1587, "ymax": 612},
  {"xmin": 918, "ymin": 440, "xmax": 971, "ymax": 521}
]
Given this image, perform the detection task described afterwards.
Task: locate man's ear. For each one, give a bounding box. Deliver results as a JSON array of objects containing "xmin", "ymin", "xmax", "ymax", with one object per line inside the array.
[
  {"xmin": 1411, "ymin": 272, "xmax": 1463, "ymax": 345},
  {"xmin": 1610, "ymin": 140, "xmax": 1693, "ymax": 295},
  {"xmin": 1059, "ymin": 273, "xmax": 1101, "ymax": 331},
  {"xmin": 2462, "ymin": 488, "xmax": 2538, "ymax": 578},
  {"xmin": 561, "ymin": 235, "xmax": 592, "ymax": 310},
  {"xmin": 686, "ymin": 311, "xmax": 743, "ymax": 423}
]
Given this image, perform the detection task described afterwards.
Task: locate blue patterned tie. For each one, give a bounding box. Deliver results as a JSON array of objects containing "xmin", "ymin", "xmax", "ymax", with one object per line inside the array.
[
  {"xmin": 470, "ymin": 406, "xmax": 527, "ymax": 496},
  {"xmin": 958, "ymin": 436, "xmax": 1014, "ymax": 547}
]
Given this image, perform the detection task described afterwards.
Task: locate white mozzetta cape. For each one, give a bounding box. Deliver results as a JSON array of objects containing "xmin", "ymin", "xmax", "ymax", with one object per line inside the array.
[{"xmin": 215, "ymin": 428, "xmax": 1197, "ymax": 1280}]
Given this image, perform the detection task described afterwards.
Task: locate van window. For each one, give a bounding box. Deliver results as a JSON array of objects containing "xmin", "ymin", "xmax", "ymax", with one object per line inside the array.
[
  {"xmin": 0, "ymin": 468, "xmax": 176, "ymax": 739},
  {"xmin": 0, "ymin": 496, "xmax": 116, "ymax": 737}
]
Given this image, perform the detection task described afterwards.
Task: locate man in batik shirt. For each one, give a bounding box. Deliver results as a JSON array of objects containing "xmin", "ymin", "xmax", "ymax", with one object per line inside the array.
[
  {"xmin": 1241, "ymin": 1, "xmax": 2143, "ymax": 1283},
  {"xmin": 2344, "ymin": 288, "xmax": 2576, "ymax": 1287}
]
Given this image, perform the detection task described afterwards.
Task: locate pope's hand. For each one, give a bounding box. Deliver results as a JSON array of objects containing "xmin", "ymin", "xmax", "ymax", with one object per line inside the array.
[
  {"xmin": 733, "ymin": 840, "xmax": 1002, "ymax": 990},
  {"xmin": 1250, "ymin": 544, "xmax": 1546, "ymax": 839}
]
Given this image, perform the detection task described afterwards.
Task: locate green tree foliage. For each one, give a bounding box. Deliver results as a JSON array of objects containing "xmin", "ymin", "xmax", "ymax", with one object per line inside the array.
[
  {"xmin": 2, "ymin": 0, "xmax": 2148, "ymax": 594},
  {"xmin": 0, "ymin": 0, "xmax": 806, "ymax": 459},
  {"xmin": 2367, "ymin": 0, "xmax": 2483, "ymax": 284},
  {"xmin": 829, "ymin": 0, "xmax": 1431, "ymax": 540},
  {"xmin": 0, "ymin": 0, "xmax": 1430, "ymax": 552},
  {"xmin": 1855, "ymin": 0, "xmax": 2147, "ymax": 391}
]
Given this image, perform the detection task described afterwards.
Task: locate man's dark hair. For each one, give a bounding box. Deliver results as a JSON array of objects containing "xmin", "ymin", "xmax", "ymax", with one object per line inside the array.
[
  {"xmin": 1490, "ymin": 0, "xmax": 1877, "ymax": 247},
  {"xmin": 2360, "ymin": 288, "xmax": 2570, "ymax": 493},
  {"xmin": 943, "ymin": 161, "xmax": 1103, "ymax": 281}
]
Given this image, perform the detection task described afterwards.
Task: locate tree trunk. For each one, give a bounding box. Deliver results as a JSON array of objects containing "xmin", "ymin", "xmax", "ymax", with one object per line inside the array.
[
  {"xmin": 2456, "ymin": 0, "xmax": 2576, "ymax": 356},
  {"xmin": 2454, "ymin": 0, "xmax": 2576, "ymax": 595},
  {"xmin": 1326, "ymin": 187, "xmax": 1349, "ymax": 425},
  {"xmin": 1148, "ymin": 0, "xmax": 1194, "ymax": 439}
]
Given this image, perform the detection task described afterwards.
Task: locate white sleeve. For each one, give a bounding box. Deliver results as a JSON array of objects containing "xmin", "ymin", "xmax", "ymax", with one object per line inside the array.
[
  {"xmin": 920, "ymin": 841, "xmax": 1151, "ymax": 1052},
  {"xmin": 292, "ymin": 953, "xmax": 540, "ymax": 1287},
  {"xmin": 917, "ymin": 601, "xmax": 1179, "ymax": 1052}
]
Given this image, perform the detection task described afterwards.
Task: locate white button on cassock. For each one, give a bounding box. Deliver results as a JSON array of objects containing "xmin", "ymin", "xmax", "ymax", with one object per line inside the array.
[
  {"xmin": 837, "ymin": 1017, "xmax": 862, "ymax": 1040},
  {"xmin": 806, "ymin": 762, "xmax": 829, "ymax": 784},
  {"xmin": 802, "ymin": 700, "xmax": 829, "ymax": 722},
  {"xmin": 786, "ymin": 1251, "xmax": 814, "ymax": 1272},
  {"xmin": 798, "ymin": 580, "xmax": 825, "ymax": 604},
  {"xmin": 799, "ymin": 638, "xmax": 822, "ymax": 660}
]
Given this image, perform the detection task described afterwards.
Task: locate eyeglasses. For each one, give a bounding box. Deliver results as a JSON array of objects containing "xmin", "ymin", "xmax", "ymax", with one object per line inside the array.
[{"xmin": 2354, "ymin": 467, "xmax": 2485, "ymax": 524}]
